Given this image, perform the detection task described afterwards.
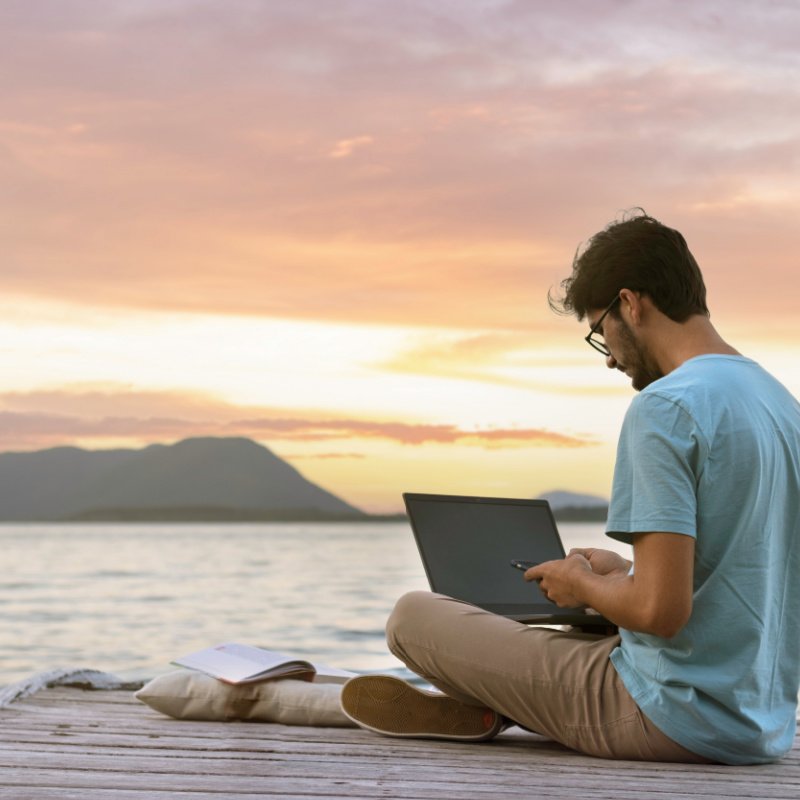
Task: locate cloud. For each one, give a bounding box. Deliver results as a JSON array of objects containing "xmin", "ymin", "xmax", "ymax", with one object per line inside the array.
[
  {"xmin": 0, "ymin": 386, "xmax": 597, "ymax": 451},
  {"xmin": 328, "ymin": 135, "xmax": 374, "ymax": 159},
  {"xmin": 0, "ymin": 411, "xmax": 193, "ymax": 439},
  {"xmin": 0, "ymin": 385, "xmax": 238, "ymax": 421},
  {"xmin": 379, "ymin": 331, "xmax": 630, "ymax": 395},
  {"xmin": 0, "ymin": 1, "xmax": 798, "ymax": 331},
  {"xmin": 233, "ymin": 416, "xmax": 596, "ymax": 447}
]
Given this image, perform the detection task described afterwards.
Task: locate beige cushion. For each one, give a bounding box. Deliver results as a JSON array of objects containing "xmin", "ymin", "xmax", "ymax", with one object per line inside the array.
[{"xmin": 134, "ymin": 669, "xmax": 355, "ymax": 726}]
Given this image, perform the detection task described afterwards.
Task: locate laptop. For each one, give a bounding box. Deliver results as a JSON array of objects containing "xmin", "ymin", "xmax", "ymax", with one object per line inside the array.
[{"xmin": 403, "ymin": 492, "xmax": 613, "ymax": 628}]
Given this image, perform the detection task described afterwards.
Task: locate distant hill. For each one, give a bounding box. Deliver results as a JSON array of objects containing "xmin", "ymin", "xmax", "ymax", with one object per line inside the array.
[
  {"xmin": 537, "ymin": 490, "xmax": 608, "ymax": 522},
  {"xmin": 0, "ymin": 437, "xmax": 364, "ymax": 521},
  {"xmin": 537, "ymin": 490, "xmax": 608, "ymax": 510}
]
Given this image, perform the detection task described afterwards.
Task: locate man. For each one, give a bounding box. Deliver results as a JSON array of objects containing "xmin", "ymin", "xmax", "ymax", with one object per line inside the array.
[{"xmin": 340, "ymin": 211, "xmax": 800, "ymax": 764}]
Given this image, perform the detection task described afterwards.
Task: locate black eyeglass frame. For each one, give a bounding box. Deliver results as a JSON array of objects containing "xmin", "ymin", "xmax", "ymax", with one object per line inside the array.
[{"xmin": 584, "ymin": 295, "xmax": 621, "ymax": 356}]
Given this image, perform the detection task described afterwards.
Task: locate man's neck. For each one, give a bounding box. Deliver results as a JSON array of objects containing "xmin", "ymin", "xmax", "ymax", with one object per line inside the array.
[{"xmin": 649, "ymin": 315, "xmax": 740, "ymax": 376}]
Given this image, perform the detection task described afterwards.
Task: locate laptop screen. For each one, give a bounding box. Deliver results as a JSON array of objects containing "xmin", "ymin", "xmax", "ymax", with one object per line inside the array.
[{"xmin": 403, "ymin": 493, "xmax": 567, "ymax": 613}]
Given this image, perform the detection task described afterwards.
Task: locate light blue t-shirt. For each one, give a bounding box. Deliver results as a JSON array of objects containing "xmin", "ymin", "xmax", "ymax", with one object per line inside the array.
[{"xmin": 607, "ymin": 355, "xmax": 800, "ymax": 765}]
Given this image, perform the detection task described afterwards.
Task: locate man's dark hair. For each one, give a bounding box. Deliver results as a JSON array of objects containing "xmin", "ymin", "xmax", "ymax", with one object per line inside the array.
[{"xmin": 549, "ymin": 209, "xmax": 709, "ymax": 322}]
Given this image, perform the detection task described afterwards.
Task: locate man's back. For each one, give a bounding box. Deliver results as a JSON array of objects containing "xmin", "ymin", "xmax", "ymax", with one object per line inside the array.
[{"xmin": 607, "ymin": 354, "xmax": 800, "ymax": 764}]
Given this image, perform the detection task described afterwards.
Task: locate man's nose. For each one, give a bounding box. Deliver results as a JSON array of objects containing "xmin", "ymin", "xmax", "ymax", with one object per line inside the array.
[{"xmin": 606, "ymin": 353, "xmax": 617, "ymax": 370}]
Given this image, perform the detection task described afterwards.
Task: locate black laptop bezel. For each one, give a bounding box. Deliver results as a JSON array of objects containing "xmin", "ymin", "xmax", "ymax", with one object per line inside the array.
[{"xmin": 403, "ymin": 492, "xmax": 613, "ymax": 628}]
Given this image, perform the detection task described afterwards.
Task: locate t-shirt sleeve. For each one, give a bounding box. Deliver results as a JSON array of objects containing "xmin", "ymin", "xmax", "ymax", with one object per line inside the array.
[{"xmin": 606, "ymin": 391, "xmax": 707, "ymax": 544}]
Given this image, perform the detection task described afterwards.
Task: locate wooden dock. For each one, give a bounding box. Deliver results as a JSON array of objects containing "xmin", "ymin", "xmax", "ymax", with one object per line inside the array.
[{"xmin": 0, "ymin": 685, "xmax": 798, "ymax": 799}]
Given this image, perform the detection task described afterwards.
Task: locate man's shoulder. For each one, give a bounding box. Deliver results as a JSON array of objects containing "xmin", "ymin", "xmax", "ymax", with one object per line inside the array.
[
  {"xmin": 624, "ymin": 358, "xmax": 754, "ymax": 437},
  {"xmin": 655, "ymin": 354, "xmax": 756, "ymax": 388},
  {"xmin": 634, "ymin": 354, "xmax": 800, "ymax": 439},
  {"xmin": 641, "ymin": 355, "xmax": 765, "ymax": 407}
]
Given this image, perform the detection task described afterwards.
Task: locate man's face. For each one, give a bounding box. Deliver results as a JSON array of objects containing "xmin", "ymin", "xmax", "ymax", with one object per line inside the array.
[
  {"xmin": 590, "ymin": 307, "xmax": 662, "ymax": 392},
  {"xmin": 611, "ymin": 315, "xmax": 663, "ymax": 391}
]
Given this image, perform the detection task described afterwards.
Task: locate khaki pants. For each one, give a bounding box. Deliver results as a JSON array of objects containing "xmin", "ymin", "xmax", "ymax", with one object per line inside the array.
[{"xmin": 387, "ymin": 591, "xmax": 711, "ymax": 762}]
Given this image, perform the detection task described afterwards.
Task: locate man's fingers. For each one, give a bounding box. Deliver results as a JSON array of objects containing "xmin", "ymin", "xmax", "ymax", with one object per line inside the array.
[
  {"xmin": 523, "ymin": 564, "xmax": 544, "ymax": 581},
  {"xmin": 524, "ymin": 559, "xmax": 557, "ymax": 582}
]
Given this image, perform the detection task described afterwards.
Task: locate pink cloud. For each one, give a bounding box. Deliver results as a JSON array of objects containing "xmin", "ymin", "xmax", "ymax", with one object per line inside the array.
[
  {"xmin": 328, "ymin": 135, "xmax": 374, "ymax": 159},
  {"xmin": 0, "ymin": 389, "xmax": 597, "ymax": 451},
  {"xmin": 232, "ymin": 416, "xmax": 595, "ymax": 447}
]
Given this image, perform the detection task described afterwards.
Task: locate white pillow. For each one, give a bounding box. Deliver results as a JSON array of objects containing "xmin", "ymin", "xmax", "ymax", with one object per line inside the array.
[{"xmin": 135, "ymin": 669, "xmax": 355, "ymax": 727}]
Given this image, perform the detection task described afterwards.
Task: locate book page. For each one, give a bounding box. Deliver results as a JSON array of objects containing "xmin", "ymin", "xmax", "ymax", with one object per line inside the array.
[
  {"xmin": 173, "ymin": 643, "xmax": 314, "ymax": 683},
  {"xmin": 310, "ymin": 662, "xmax": 357, "ymax": 684}
]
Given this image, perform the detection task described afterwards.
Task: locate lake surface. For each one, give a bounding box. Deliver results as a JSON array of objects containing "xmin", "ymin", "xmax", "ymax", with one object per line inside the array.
[{"xmin": 0, "ymin": 521, "xmax": 626, "ymax": 688}]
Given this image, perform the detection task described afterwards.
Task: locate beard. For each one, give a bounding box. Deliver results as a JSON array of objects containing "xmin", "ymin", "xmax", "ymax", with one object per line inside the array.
[{"xmin": 615, "ymin": 318, "xmax": 663, "ymax": 391}]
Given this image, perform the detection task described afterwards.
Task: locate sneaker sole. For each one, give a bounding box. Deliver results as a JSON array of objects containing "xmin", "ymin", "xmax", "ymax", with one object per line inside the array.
[{"xmin": 340, "ymin": 675, "xmax": 502, "ymax": 742}]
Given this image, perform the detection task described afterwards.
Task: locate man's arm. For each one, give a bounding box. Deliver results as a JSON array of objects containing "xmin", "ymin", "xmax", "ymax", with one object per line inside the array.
[{"xmin": 526, "ymin": 533, "xmax": 694, "ymax": 638}]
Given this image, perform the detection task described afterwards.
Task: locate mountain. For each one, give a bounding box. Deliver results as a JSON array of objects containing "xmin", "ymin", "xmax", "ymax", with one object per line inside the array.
[
  {"xmin": 0, "ymin": 437, "xmax": 364, "ymax": 521},
  {"xmin": 537, "ymin": 490, "xmax": 608, "ymax": 510},
  {"xmin": 537, "ymin": 490, "xmax": 608, "ymax": 522}
]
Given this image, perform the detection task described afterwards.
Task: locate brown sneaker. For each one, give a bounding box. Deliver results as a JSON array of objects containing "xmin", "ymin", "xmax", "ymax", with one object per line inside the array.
[{"xmin": 340, "ymin": 675, "xmax": 503, "ymax": 742}]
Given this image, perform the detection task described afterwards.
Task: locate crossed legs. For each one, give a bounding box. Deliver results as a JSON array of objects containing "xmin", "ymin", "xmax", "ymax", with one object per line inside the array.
[{"xmin": 385, "ymin": 591, "xmax": 707, "ymax": 762}]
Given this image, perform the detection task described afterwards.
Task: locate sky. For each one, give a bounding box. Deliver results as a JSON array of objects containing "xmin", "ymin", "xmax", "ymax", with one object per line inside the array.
[{"xmin": 1, "ymin": 0, "xmax": 800, "ymax": 512}]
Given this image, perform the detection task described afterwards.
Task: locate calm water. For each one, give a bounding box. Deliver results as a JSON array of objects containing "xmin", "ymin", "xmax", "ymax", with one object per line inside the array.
[{"xmin": 0, "ymin": 521, "xmax": 624, "ymax": 688}]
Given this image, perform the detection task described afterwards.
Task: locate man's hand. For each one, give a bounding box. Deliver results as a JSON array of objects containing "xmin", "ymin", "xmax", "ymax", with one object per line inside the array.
[
  {"xmin": 524, "ymin": 554, "xmax": 593, "ymax": 608},
  {"xmin": 524, "ymin": 533, "xmax": 694, "ymax": 638},
  {"xmin": 567, "ymin": 547, "xmax": 631, "ymax": 577}
]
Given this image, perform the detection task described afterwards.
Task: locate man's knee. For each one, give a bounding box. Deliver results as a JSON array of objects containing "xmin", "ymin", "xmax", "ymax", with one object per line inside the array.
[{"xmin": 386, "ymin": 590, "xmax": 438, "ymax": 652}]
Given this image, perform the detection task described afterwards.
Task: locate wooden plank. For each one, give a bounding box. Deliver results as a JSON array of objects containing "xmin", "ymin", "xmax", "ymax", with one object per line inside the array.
[
  {"xmin": 0, "ymin": 791, "xmax": 359, "ymax": 800},
  {"xmin": 0, "ymin": 725, "xmax": 796, "ymax": 781},
  {"xmin": 0, "ymin": 790, "xmax": 382, "ymax": 800},
  {"xmin": 2, "ymin": 767, "xmax": 797, "ymax": 800},
  {"xmin": 0, "ymin": 688, "xmax": 797, "ymax": 800},
  {"xmin": 0, "ymin": 728, "xmax": 797, "ymax": 776},
  {"xmin": 0, "ymin": 748, "xmax": 798, "ymax": 796}
]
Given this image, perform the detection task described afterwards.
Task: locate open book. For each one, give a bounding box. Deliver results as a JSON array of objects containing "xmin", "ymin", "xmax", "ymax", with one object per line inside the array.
[{"xmin": 173, "ymin": 642, "xmax": 356, "ymax": 685}]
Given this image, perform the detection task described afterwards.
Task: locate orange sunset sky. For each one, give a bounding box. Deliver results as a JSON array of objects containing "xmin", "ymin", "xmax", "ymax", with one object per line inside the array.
[{"xmin": 2, "ymin": 1, "xmax": 800, "ymax": 512}]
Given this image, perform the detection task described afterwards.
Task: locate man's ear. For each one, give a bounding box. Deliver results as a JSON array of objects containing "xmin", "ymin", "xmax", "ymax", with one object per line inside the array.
[{"xmin": 618, "ymin": 288, "xmax": 644, "ymax": 326}]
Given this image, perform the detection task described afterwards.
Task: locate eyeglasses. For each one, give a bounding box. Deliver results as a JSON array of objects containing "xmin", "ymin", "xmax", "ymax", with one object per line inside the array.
[{"xmin": 585, "ymin": 295, "xmax": 621, "ymax": 356}]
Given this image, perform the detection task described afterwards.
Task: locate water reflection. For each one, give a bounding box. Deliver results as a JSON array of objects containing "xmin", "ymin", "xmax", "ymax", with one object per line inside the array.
[{"xmin": 0, "ymin": 521, "xmax": 620, "ymax": 687}]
